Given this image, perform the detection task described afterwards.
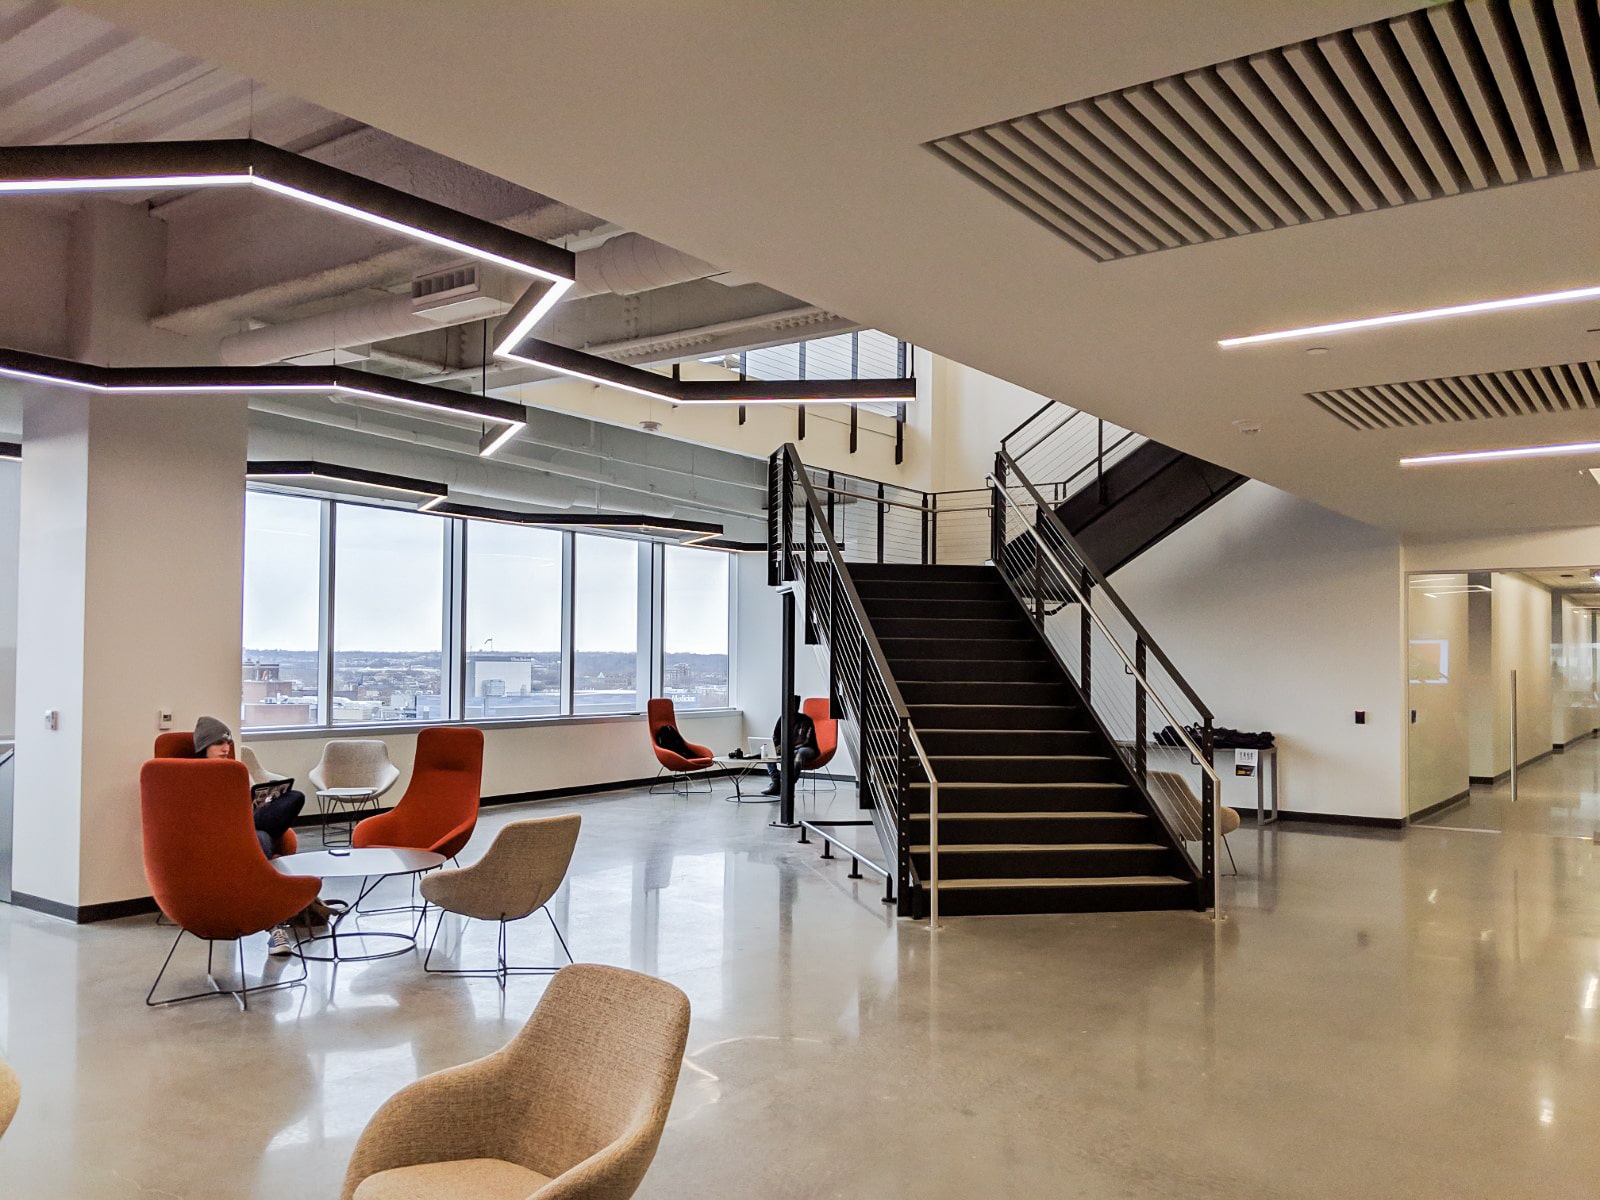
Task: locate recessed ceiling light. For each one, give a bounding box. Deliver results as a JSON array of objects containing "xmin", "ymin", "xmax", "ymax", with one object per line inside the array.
[
  {"xmin": 1220, "ymin": 283, "xmax": 1600, "ymax": 349},
  {"xmin": 1401, "ymin": 440, "xmax": 1600, "ymax": 467}
]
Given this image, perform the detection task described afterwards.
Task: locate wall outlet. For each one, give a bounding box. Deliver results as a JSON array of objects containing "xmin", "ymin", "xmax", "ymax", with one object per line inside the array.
[{"xmin": 157, "ymin": 708, "xmax": 173, "ymax": 731}]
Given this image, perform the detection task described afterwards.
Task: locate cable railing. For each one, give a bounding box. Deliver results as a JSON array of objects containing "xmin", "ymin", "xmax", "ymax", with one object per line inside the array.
[
  {"xmin": 991, "ymin": 447, "xmax": 1222, "ymax": 910},
  {"xmin": 769, "ymin": 444, "xmax": 944, "ymax": 920},
  {"xmin": 1001, "ymin": 400, "xmax": 1148, "ymax": 504}
]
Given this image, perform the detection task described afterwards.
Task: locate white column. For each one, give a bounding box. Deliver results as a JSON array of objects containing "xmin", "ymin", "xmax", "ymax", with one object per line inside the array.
[{"xmin": 11, "ymin": 390, "xmax": 246, "ymax": 915}]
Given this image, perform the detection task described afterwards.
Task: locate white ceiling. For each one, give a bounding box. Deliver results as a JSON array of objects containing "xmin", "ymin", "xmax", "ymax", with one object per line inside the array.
[{"xmin": 62, "ymin": 0, "xmax": 1600, "ymax": 534}]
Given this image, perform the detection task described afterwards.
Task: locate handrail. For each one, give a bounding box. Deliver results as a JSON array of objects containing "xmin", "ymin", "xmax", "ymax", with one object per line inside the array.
[
  {"xmin": 1000, "ymin": 398, "xmax": 1058, "ymax": 447},
  {"xmin": 989, "ymin": 475, "xmax": 1222, "ymax": 796},
  {"xmin": 783, "ymin": 448, "xmax": 912, "ymax": 720},
  {"xmin": 777, "ymin": 444, "xmax": 943, "ymax": 922},
  {"xmin": 995, "ymin": 450, "xmax": 1213, "ymax": 722}
]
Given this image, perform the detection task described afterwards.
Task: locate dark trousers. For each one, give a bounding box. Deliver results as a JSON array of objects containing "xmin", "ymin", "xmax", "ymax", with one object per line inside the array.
[
  {"xmin": 767, "ymin": 747, "xmax": 820, "ymax": 786},
  {"xmin": 254, "ymin": 790, "xmax": 305, "ymax": 858}
]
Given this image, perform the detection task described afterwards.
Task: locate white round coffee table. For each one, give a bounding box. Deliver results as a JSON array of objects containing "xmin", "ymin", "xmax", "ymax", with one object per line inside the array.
[
  {"xmin": 713, "ymin": 755, "xmax": 782, "ymax": 803},
  {"xmin": 272, "ymin": 847, "xmax": 446, "ymax": 962}
]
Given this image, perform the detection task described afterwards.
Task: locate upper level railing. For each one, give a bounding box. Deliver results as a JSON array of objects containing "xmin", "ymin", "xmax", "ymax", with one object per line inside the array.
[
  {"xmin": 991, "ymin": 443, "xmax": 1222, "ymax": 909},
  {"xmin": 1001, "ymin": 400, "xmax": 1148, "ymax": 508}
]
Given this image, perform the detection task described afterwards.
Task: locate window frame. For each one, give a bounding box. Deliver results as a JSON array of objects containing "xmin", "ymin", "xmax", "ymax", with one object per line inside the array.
[{"xmin": 239, "ymin": 493, "xmax": 738, "ymax": 734}]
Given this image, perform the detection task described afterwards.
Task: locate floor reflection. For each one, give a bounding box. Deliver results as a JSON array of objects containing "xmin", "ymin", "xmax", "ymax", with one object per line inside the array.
[{"xmin": 2, "ymin": 781, "xmax": 1600, "ymax": 1197}]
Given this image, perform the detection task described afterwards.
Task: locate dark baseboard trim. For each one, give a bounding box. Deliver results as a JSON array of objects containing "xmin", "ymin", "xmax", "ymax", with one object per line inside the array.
[
  {"xmin": 1409, "ymin": 789, "xmax": 1472, "ymax": 823},
  {"xmin": 1469, "ymin": 747, "xmax": 1556, "ymax": 788},
  {"xmin": 1554, "ymin": 729, "xmax": 1600, "ymax": 753},
  {"xmin": 1241, "ymin": 809, "xmax": 1405, "ymax": 831},
  {"xmin": 10, "ymin": 891, "xmax": 159, "ymax": 924}
]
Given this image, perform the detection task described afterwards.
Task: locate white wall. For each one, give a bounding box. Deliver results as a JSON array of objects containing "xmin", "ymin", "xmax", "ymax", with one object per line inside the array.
[
  {"xmin": 1112, "ymin": 482, "xmax": 1406, "ymax": 820},
  {"xmin": 0, "ymin": 459, "xmax": 18, "ymax": 740},
  {"xmin": 13, "ymin": 392, "xmax": 249, "ymax": 910},
  {"xmin": 1406, "ymin": 577, "xmax": 1469, "ymax": 815}
]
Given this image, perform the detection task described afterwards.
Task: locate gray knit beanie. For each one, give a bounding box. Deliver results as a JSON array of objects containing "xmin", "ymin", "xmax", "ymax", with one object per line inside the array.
[{"xmin": 193, "ymin": 715, "xmax": 233, "ymax": 756}]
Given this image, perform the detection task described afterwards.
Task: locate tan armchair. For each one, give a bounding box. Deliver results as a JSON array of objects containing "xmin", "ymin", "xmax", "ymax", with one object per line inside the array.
[
  {"xmin": 343, "ymin": 963, "xmax": 690, "ymax": 1200},
  {"xmin": 1149, "ymin": 769, "xmax": 1240, "ymax": 875},
  {"xmin": 422, "ymin": 814, "xmax": 581, "ymax": 987},
  {"xmin": 0, "ymin": 1056, "xmax": 18, "ymax": 1139}
]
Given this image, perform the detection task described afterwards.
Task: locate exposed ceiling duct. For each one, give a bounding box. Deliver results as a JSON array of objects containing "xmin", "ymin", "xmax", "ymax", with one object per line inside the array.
[{"xmin": 218, "ymin": 231, "xmax": 725, "ymax": 365}]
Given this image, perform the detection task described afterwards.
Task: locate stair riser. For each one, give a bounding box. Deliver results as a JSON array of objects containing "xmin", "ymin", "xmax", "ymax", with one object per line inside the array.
[
  {"xmin": 917, "ymin": 729, "xmax": 1101, "ymax": 756},
  {"xmin": 924, "ymin": 756, "xmax": 1124, "ymax": 783},
  {"xmin": 926, "ymin": 883, "xmax": 1198, "ymax": 916},
  {"xmin": 850, "ymin": 564, "xmax": 995, "ymax": 583},
  {"xmin": 855, "ymin": 580, "xmax": 1011, "ymax": 603},
  {"xmin": 913, "ymin": 847, "xmax": 1178, "ymax": 880},
  {"xmin": 908, "ymin": 704, "xmax": 1083, "ymax": 731},
  {"xmin": 878, "ymin": 638, "xmax": 1040, "ymax": 662},
  {"xmin": 909, "ymin": 785, "xmax": 1132, "ymax": 812},
  {"xmin": 900, "ymin": 681, "xmax": 1075, "ymax": 707},
  {"xmin": 861, "ymin": 598, "xmax": 1020, "ymax": 622},
  {"xmin": 907, "ymin": 815, "xmax": 1148, "ymax": 843},
  {"xmin": 892, "ymin": 658, "xmax": 1060, "ymax": 684},
  {"xmin": 874, "ymin": 617, "xmax": 1034, "ymax": 641}
]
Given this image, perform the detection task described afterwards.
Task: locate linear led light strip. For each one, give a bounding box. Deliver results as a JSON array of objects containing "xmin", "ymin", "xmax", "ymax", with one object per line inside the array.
[
  {"xmin": 1218, "ymin": 284, "xmax": 1600, "ymax": 348},
  {"xmin": 1400, "ymin": 440, "xmax": 1600, "ymax": 466},
  {"xmin": 0, "ymin": 354, "xmax": 526, "ymax": 459},
  {"xmin": 0, "ymin": 168, "xmax": 574, "ymax": 349}
]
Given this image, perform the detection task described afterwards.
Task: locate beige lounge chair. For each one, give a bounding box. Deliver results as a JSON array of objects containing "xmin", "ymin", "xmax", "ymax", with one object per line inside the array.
[{"xmin": 342, "ymin": 963, "xmax": 690, "ymax": 1200}]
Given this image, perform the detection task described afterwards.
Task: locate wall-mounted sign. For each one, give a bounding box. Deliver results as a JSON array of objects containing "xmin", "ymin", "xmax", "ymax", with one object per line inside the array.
[{"xmin": 1235, "ymin": 748, "xmax": 1259, "ymax": 778}]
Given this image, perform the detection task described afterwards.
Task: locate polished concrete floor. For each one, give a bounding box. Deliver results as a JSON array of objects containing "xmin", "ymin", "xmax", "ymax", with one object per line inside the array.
[
  {"xmin": 4, "ymin": 779, "xmax": 1600, "ymax": 1198},
  {"xmin": 1417, "ymin": 734, "xmax": 1600, "ymax": 839}
]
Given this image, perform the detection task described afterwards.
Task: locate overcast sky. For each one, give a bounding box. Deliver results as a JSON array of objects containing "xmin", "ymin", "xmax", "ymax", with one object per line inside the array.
[{"xmin": 242, "ymin": 493, "xmax": 729, "ymax": 655}]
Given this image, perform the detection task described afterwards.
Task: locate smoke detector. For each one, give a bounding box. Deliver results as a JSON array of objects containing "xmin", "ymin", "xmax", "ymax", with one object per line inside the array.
[{"xmin": 638, "ymin": 420, "xmax": 662, "ymax": 433}]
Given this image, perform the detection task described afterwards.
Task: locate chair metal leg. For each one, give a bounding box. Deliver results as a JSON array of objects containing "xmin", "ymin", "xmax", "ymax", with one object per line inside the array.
[
  {"xmin": 422, "ymin": 906, "xmax": 573, "ymax": 983},
  {"xmin": 146, "ymin": 926, "xmax": 308, "ymax": 1009},
  {"xmin": 1223, "ymin": 835, "xmax": 1238, "ymax": 877}
]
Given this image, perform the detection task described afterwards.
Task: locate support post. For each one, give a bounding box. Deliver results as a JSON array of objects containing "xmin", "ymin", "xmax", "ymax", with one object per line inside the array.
[
  {"xmin": 773, "ymin": 585, "xmax": 799, "ymax": 829},
  {"xmin": 1201, "ymin": 719, "xmax": 1216, "ymax": 912},
  {"xmin": 1135, "ymin": 638, "xmax": 1148, "ymax": 787}
]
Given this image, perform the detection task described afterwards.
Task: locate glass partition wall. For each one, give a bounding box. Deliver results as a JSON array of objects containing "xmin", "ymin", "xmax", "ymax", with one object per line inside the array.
[{"xmin": 242, "ymin": 495, "xmax": 734, "ymax": 731}]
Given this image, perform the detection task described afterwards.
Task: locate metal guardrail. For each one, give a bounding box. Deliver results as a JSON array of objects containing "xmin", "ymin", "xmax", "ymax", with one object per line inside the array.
[
  {"xmin": 769, "ymin": 445, "xmax": 946, "ymax": 923},
  {"xmin": 990, "ymin": 450, "xmax": 1222, "ymax": 912}
]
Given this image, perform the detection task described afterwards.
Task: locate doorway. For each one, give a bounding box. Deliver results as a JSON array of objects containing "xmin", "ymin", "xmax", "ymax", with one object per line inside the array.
[{"xmin": 1408, "ymin": 567, "xmax": 1600, "ymax": 835}]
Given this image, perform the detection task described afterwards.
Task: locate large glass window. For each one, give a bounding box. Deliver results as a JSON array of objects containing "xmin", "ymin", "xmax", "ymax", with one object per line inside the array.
[
  {"xmin": 662, "ymin": 545, "xmax": 730, "ymax": 710},
  {"xmin": 331, "ymin": 505, "xmax": 448, "ymax": 724},
  {"xmin": 573, "ymin": 534, "xmax": 639, "ymax": 714},
  {"xmin": 241, "ymin": 492, "xmax": 324, "ymax": 728},
  {"xmin": 465, "ymin": 523, "xmax": 564, "ymax": 720}
]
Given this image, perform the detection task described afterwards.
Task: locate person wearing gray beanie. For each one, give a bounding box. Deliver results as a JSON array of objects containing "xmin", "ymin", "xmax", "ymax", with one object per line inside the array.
[{"xmin": 193, "ymin": 715, "xmax": 234, "ymax": 758}]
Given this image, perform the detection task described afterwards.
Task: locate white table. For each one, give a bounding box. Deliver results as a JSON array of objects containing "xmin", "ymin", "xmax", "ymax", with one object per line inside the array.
[
  {"xmin": 713, "ymin": 755, "xmax": 781, "ymax": 803},
  {"xmin": 273, "ymin": 847, "xmax": 446, "ymax": 961},
  {"xmin": 315, "ymin": 786, "xmax": 380, "ymax": 848}
]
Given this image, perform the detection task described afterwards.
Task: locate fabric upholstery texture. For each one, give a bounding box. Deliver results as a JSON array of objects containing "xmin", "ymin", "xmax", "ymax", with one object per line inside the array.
[
  {"xmin": 353, "ymin": 727, "xmax": 483, "ymax": 858},
  {"xmin": 353, "ymin": 1158, "xmax": 552, "ymax": 1200},
  {"xmin": 0, "ymin": 1057, "xmax": 18, "ymax": 1140},
  {"xmin": 343, "ymin": 964, "xmax": 689, "ymax": 1200},
  {"xmin": 800, "ymin": 699, "xmax": 838, "ymax": 772},
  {"xmin": 153, "ymin": 735, "xmax": 297, "ymax": 855},
  {"xmin": 646, "ymin": 699, "xmax": 712, "ymax": 773},
  {"xmin": 1149, "ymin": 770, "xmax": 1241, "ymax": 836},
  {"xmin": 309, "ymin": 738, "xmax": 401, "ymax": 800},
  {"xmin": 140, "ymin": 758, "xmax": 320, "ymax": 940},
  {"xmin": 421, "ymin": 815, "xmax": 580, "ymax": 923}
]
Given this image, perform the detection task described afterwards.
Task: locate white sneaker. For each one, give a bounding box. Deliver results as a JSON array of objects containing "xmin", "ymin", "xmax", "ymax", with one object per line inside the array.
[{"xmin": 267, "ymin": 926, "xmax": 294, "ymax": 957}]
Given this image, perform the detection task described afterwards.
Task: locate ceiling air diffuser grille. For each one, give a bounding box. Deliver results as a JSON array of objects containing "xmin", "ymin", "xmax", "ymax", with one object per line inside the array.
[
  {"xmin": 1310, "ymin": 360, "xmax": 1600, "ymax": 429},
  {"xmin": 926, "ymin": 0, "xmax": 1600, "ymax": 261}
]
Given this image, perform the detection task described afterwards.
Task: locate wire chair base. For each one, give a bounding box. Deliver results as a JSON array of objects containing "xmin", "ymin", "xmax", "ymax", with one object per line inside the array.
[
  {"xmin": 423, "ymin": 907, "xmax": 574, "ymax": 992},
  {"xmin": 145, "ymin": 926, "xmax": 308, "ymax": 1011}
]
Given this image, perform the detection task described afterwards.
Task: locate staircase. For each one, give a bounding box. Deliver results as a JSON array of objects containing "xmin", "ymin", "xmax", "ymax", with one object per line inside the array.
[
  {"xmin": 1056, "ymin": 440, "xmax": 1245, "ymax": 575},
  {"xmin": 853, "ymin": 563, "xmax": 1199, "ymax": 916}
]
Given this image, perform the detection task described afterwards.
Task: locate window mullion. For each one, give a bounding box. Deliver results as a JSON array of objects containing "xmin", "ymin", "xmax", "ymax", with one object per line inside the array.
[
  {"xmin": 560, "ymin": 531, "xmax": 575, "ymax": 716},
  {"xmin": 319, "ymin": 500, "xmax": 336, "ymax": 729}
]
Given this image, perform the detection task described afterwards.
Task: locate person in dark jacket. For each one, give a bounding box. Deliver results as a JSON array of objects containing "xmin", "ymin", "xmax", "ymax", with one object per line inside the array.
[
  {"xmin": 193, "ymin": 716, "xmax": 305, "ymax": 859},
  {"xmin": 761, "ymin": 695, "xmax": 819, "ymax": 796}
]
